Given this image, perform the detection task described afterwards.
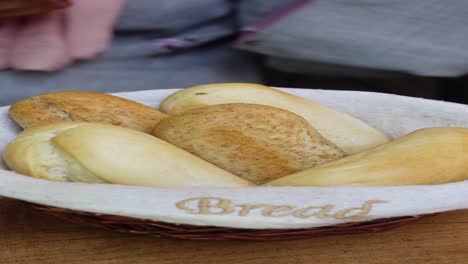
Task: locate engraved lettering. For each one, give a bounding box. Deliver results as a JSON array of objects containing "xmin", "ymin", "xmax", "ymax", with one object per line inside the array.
[
  {"xmin": 176, "ymin": 197, "xmax": 200, "ymax": 214},
  {"xmin": 237, "ymin": 204, "xmax": 271, "ymax": 216},
  {"xmin": 333, "ymin": 200, "xmax": 387, "ymax": 219},
  {"xmin": 176, "ymin": 197, "xmax": 235, "ymax": 215},
  {"xmin": 292, "ymin": 205, "xmax": 335, "ymax": 218},
  {"xmin": 261, "ymin": 205, "xmax": 296, "ymax": 217},
  {"xmin": 175, "ymin": 197, "xmax": 388, "ymax": 220}
]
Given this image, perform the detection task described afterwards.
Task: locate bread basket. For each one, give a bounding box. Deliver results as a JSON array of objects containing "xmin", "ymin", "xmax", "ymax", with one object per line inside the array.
[{"xmin": 1, "ymin": 88, "xmax": 468, "ymax": 241}]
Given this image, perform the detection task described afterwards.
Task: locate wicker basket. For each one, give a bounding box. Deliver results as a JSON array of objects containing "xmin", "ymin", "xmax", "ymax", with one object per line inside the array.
[
  {"xmin": 8, "ymin": 88, "xmax": 458, "ymax": 241},
  {"xmin": 30, "ymin": 203, "xmax": 434, "ymax": 241}
]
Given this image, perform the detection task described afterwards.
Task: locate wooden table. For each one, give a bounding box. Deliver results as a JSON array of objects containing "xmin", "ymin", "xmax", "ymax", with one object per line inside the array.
[{"xmin": 1, "ymin": 198, "xmax": 467, "ymax": 264}]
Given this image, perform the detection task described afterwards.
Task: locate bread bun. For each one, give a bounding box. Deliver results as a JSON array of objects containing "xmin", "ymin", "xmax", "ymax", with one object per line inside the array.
[
  {"xmin": 3, "ymin": 122, "xmax": 252, "ymax": 187},
  {"xmin": 268, "ymin": 127, "xmax": 468, "ymax": 186},
  {"xmin": 9, "ymin": 91, "xmax": 167, "ymax": 133},
  {"xmin": 159, "ymin": 83, "xmax": 389, "ymax": 154},
  {"xmin": 153, "ymin": 103, "xmax": 345, "ymax": 184}
]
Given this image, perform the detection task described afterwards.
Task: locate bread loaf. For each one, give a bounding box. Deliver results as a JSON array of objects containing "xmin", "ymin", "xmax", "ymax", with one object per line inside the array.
[
  {"xmin": 3, "ymin": 122, "xmax": 252, "ymax": 187},
  {"xmin": 9, "ymin": 91, "xmax": 167, "ymax": 133},
  {"xmin": 268, "ymin": 127, "xmax": 468, "ymax": 186},
  {"xmin": 159, "ymin": 83, "xmax": 390, "ymax": 154},
  {"xmin": 153, "ymin": 103, "xmax": 345, "ymax": 184}
]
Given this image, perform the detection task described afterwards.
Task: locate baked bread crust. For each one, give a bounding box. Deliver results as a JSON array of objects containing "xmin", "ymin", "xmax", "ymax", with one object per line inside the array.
[
  {"xmin": 159, "ymin": 83, "xmax": 390, "ymax": 154},
  {"xmin": 268, "ymin": 127, "xmax": 468, "ymax": 186},
  {"xmin": 9, "ymin": 91, "xmax": 167, "ymax": 133},
  {"xmin": 153, "ymin": 103, "xmax": 346, "ymax": 184}
]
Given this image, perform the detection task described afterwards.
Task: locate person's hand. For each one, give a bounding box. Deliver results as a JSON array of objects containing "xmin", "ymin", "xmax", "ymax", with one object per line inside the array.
[{"xmin": 0, "ymin": 0, "xmax": 126, "ymax": 72}]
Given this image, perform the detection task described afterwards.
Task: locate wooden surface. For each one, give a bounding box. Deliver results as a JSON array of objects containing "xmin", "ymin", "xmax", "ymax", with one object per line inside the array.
[{"xmin": 1, "ymin": 198, "xmax": 467, "ymax": 264}]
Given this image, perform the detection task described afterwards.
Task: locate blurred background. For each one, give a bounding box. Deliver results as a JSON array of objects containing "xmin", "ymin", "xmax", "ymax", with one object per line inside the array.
[{"xmin": 0, "ymin": 0, "xmax": 467, "ymax": 105}]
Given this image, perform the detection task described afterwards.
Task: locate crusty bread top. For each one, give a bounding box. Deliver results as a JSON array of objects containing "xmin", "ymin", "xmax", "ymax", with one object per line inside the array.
[
  {"xmin": 9, "ymin": 91, "xmax": 168, "ymax": 133},
  {"xmin": 153, "ymin": 103, "xmax": 346, "ymax": 184},
  {"xmin": 159, "ymin": 83, "xmax": 390, "ymax": 154}
]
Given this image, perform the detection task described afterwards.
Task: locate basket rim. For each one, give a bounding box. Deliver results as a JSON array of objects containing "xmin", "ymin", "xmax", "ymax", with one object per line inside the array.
[{"xmin": 29, "ymin": 202, "xmax": 436, "ymax": 241}]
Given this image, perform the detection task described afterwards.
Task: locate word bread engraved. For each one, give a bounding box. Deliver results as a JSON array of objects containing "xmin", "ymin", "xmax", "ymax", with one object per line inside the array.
[{"xmin": 176, "ymin": 197, "xmax": 387, "ymax": 220}]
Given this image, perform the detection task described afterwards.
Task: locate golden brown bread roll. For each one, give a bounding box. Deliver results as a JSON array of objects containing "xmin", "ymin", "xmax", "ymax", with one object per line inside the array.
[
  {"xmin": 153, "ymin": 103, "xmax": 346, "ymax": 184},
  {"xmin": 268, "ymin": 127, "xmax": 468, "ymax": 186},
  {"xmin": 3, "ymin": 122, "xmax": 252, "ymax": 187},
  {"xmin": 9, "ymin": 91, "xmax": 167, "ymax": 133},
  {"xmin": 159, "ymin": 83, "xmax": 390, "ymax": 154}
]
